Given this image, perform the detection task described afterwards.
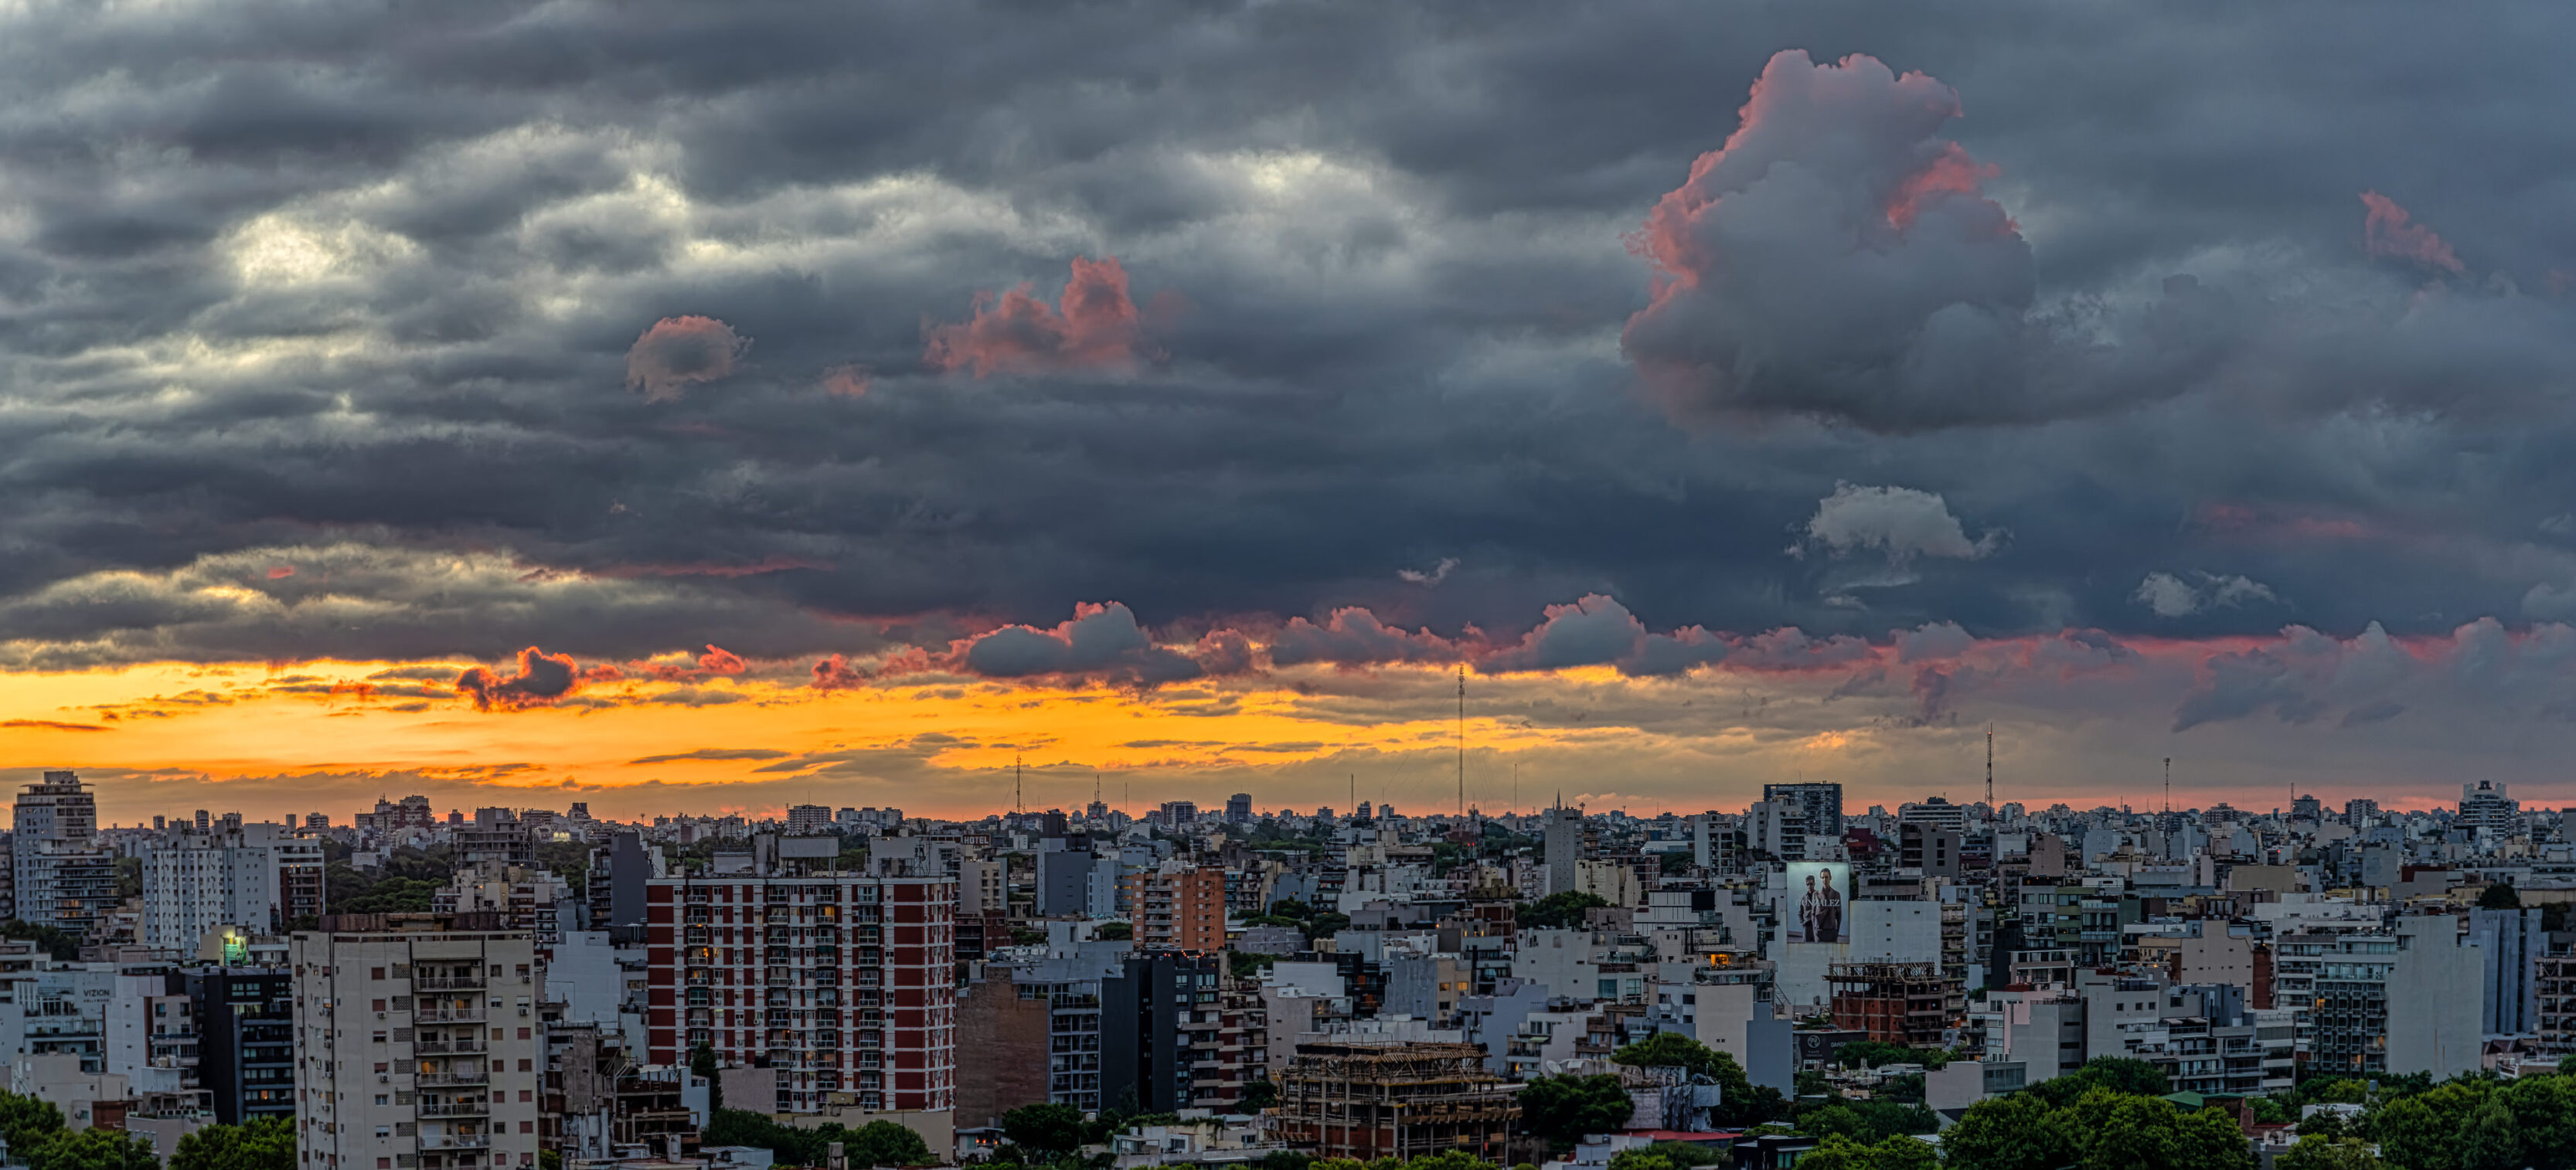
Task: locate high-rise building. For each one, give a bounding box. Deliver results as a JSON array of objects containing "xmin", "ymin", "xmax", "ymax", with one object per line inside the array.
[
  {"xmin": 180, "ymin": 966, "xmax": 296, "ymax": 1124},
  {"xmin": 1762, "ymin": 783, "xmax": 1845, "ymax": 843},
  {"xmin": 13, "ymin": 771, "xmax": 117, "ymax": 934},
  {"xmin": 1223, "ymin": 794, "xmax": 1253, "ymax": 824},
  {"xmin": 644, "ymin": 835, "xmax": 956, "ymax": 1117},
  {"xmin": 140, "ymin": 821, "xmax": 325, "ymax": 947},
  {"xmin": 291, "ymin": 912, "xmax": 546, "ymax": 1170},
  {"xmin": 1897, "ymin": 796, "xmax": 1967, "ymax": 833},
  {"xmin": 1541, "ymin": 804, "xmax": 1584, "ymax": 896},
  {"xmin": 785, "ymin": 805, "xmax": 835, "ymax": 836},
  {"xmin": 1121, "ymin": 863, "xmax": 1225, "ymax": 952},
  {"xmin": 2462, "ymin": 781, "xmax": 2520, "ymax": 837},
  {"xmin": 1099, "ymin": 951, "xmax": 1239, "ymax": 1112},
  {"xmin": 587, "ymin": 831, "xmax": 662, "ymax": 945}
]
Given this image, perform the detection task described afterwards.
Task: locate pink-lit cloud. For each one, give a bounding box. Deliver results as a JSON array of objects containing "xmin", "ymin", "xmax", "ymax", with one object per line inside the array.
[
  {"xmin": 625, "ymin": 315, "xmax": 750, "ymax": 400},
  {"xmin": 2360, "ymin": 191, "xmax": 2465, "ymax": 276},
  {"xmin": 809, "ymin": 654, "xmax": 869, "ymax": 692},
  {"xmin": 1620, "ymin": 49, "xmax": 2033, "ymax": 430},
  {"xmin": 456, "ymin": 646, "xmax": 584, "ymax": 711},
  {"xmin": 922, "ymin": 257, "xmax": 1152, "ymax": 376}
]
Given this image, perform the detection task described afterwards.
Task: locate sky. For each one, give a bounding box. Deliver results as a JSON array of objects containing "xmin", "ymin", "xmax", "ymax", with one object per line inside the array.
[{"xmin": 1, "ymin": 1, "xmax": 2573, "ymax": 823}]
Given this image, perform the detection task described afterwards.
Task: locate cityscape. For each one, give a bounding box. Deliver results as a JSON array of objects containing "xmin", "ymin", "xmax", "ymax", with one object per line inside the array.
[{"xmin": 0, "ymin": 768, "xmax": 2552, "ymax": 1170}]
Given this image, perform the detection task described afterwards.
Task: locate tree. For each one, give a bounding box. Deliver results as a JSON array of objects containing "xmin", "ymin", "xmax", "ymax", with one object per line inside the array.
[
  {"xmin": 1798, "ymin": 1135, "xmax": 1936, "ymax": 1170},
  {"xmin": 1237, "ymin": 1080, "xmax": 1279, "ymax": 1113},
  {"xmin": 1402, "ymin": 1153, "xmax": 1492, "ymax": 1170},
  {"xmin": 2479, "ymin": 882, "xmax": 2522, "ymax": 910},
  {"xmin": 845, "ymin": 1120, "xmax": 933, "ymax": 1167},
  {"xmin": 1002, "ymin": 1104, "xmax": 1087, "ymax": 1157},
  {"xmin": 1605, "ymin": 1150, "xmax": 1672, "ymax": 1170},
  {"xmin": 25, "ymin": 1128, "xmax": 160, "ymax": 1170},
  {"xmin": 2276, "ymin": 1137, "xmax": 2383, "ymax": 1170},
  {"xmin": 1516, "ymin": 892, "xmax": 1612, "ymax": 930},
  {"xmin": 172, "ymin": 1117, "xmax": 294, "ymax": 1170},
  {"xmin": 0, "ymin": 1092, "xmax": 64, "ymax": 1157},
  {"xmin": 2073, "ymin": 1056, "xmax": 2169, "ymax": 1099},
  {"xmin": 1094, "ymin": 922, "xmax": 1133, "ymax": 940},
  {"xmin": 1941, "ymin": 1093, "xmax": 2076, "ymax": 1170},
  {"xmin": 1516, "ymin": 1075, "xmax": 1635, "ymax": 1152},
  {"xmin": 691, "ymin": 1042, "xmax": 722, "ymax": 1113}
]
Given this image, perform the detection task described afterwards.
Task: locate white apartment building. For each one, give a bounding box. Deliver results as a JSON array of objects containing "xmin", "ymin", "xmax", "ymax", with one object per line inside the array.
[
  {"xmin": 293, "ymin": 914, "xmax": 543, "ymax": 1170},
  {"xmin": 13, "ymin": 771, "xmax": 117, "ymax": 934},
  {"xmin": 141, "ymin": 822, "xmax": 326, "ymax": 949}
]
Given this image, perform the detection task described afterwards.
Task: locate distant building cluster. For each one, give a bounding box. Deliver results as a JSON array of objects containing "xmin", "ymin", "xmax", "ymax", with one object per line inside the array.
[{"xmin": 0, "ymin": 771, "xmax": 2564, "ymax": 1167}]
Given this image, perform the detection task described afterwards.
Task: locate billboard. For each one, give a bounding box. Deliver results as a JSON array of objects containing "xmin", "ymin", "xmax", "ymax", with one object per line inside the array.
[{"xmin": 1784, "ymin": 861, "xmax": 1849, "ymax": 944}]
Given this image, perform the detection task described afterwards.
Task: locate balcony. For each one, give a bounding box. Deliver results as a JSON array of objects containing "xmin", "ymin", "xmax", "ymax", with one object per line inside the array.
[
  {"xmin": 416, "ymin": 1008, "xmax": 486, "ymax": 1024},
  {"xmin": 416, "ymin": 1102, "xmax": 490, "ymax": 1118},
  {"xmin": 420, "ymin": 1134, "xmax": 492, "ymax": 1151},
  {"xmin": 416, "ymin": 1040, "xmax": 486, "ymax": 1056},
  {"xmin": 417, "ymin": 1073, "xmax": 490, "ymax": 1087},
  {"xmin": 414, "ymin": 977, "xmax": 487, "ymax": 992}
]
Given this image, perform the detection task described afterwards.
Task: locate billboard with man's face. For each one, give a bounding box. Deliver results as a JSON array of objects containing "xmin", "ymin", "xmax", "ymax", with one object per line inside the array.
[{"xmin": 1784, "ymin": 860, "xmax": 1850, "ymax": 944}]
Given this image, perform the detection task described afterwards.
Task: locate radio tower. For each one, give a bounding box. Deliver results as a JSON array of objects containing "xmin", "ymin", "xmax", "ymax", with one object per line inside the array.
[
  {"xmin": 2163, "ymin": 757, "xmax": 2172, "ymax": 815},
  {"xmin": 1015, "ymin": 753, "xmax": 1024, "ymax": 815},
  {"xmin": 1985, "ymin": 724, "xmax": 1994, "ymax": 807},
  {"xmin": 1456, "ymin": 665, "xmax": 1467, "ymax": 818}
]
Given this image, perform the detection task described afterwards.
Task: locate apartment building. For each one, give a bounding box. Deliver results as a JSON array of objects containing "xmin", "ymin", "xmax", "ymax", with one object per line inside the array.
[
  {"xmin": 180, "ymin": 967, "xmax": 296, "ymax": 1124},
  {"xmin": 141, "ymin": 821, "xmax": 326, "ymax": 948},
  {"xmin": 1121, "ymin": 863, "xmax": 1225, "ymax": 952},
  {"xmin": 291, "ymin": 913, "xmax": 545, "ymax": 1170},
  {"xmin": 642, "ymin": 835, "xmax": 956, "ymax": 1117},
  {"xmin": 13, "ymin": 771, "xmax": 117, "ymax": 934}
]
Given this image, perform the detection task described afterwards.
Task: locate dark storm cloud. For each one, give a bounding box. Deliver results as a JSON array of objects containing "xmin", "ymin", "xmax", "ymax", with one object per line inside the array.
[{"xmin": 0, "ymin": 0, "xmax": 2572, "ymax": 723}]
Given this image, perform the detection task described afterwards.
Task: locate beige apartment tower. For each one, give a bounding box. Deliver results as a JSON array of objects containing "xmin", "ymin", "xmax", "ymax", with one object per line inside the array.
[{"xmin": 293, "ymin": 913, "xmax": 543, "ymax": 1170}]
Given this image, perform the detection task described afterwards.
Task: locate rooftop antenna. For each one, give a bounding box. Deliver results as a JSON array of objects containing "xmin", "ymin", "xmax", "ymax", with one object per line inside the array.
[
  {"xmin": 1015, "ymin": 753, "xmax": 1024, "ymax": 815},
  {"xmin": 1456, "ymin": 665, "xmax": 1467, "ymax": 819},
  {"xmin": 2163, "ymin": 757, "xmax": 2172, "ymax": 815},
  {"xmin": 1985, "ymin": 724, "xmax": 1994, "ymax": 808}
]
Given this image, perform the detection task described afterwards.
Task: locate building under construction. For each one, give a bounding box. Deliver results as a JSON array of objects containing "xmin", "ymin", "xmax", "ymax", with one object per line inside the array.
[
  {"xmin": 1273, "ymin": 1041, "xmax": 1518, "ymax": 1161},
  {"xmin": 1826, "ymin": 961, "xmax": 1960, "ymax": 1047}
]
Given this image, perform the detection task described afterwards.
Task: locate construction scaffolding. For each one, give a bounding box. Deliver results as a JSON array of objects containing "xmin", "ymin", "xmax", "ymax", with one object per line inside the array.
[
  {"xmin": 1273, "ymin": 1041, "xmax": 1519, "ymax": 1162},
  {"xmin": 1826, "ymin": 961, "xmax": 1959, "ymax": 1047}
]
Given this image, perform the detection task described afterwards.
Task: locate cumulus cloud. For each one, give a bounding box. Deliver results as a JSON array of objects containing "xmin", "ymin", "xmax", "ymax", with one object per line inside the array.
[
  {"xmin": 1483, "ymin": 594, "xmax": 1729, "ymax": 676},
  {"xmin": 456, "ymin": 646, "xmax": 582, "ymax": 711},
  {"xmin": 923, "ymin": 256, "xmax": 1150, "ymax": 376},
  {"xmin": 625, "ymin": 316, "xmax": 750, "ymax": 400},
  {"xmin": 810, "ymin": 654, "xmax": 869, "ymax": 691},
  {"xmin": 2132, "ymin": 571, "xmax": 2280, "ymax": 617},
  {"xmin": 1621, "ymin": 50, "xmax": 2037, "ymax": 430},
  {"xmin": 1269, "ymin": 608, "xmax": 1464, "ymax": 668},
  {"xmin": 1802, "ymin": 484, "xmax": 2003, "ymax": 564},
  {"xmin": 2361, "ymin": 192, "xmax": 2466, "ymax": 276},
  {"xmin": 953, "ymin": 601, "xmax": 1205, "ymax": 686}
]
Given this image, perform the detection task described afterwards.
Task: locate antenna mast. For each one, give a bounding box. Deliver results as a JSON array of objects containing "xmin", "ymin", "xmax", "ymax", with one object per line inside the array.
[
  {"xmin": 1985, "ymin": 724, "xmax": 1994, "ymax": 807},
  {"xmin": 1015, "ymin": 753, "xmax": 1024, "ymax": 814},
  {"xmin": 2163, "ymin": 757, "xmax": 2172, "ymax": 815},
  {"xmin": 1456, "ymin": 665, "xmax": 1467, "ymax": 819}
]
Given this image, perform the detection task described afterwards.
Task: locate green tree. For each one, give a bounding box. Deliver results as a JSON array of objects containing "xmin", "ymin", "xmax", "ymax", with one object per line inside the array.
[
  {"xmin": 845, "ymin": 1120, "xmax": 932, "ymax": 1167},
  {"xmin": 1002, "ymin": 1103, "xmax": 1087, "ymax": 1157},
  {"xmin": 1798, "ymin": 1134, "xmax": 1935, "ymax": 1170},
  {"xmin": 2478, "ymin": 881, "xmax": 2522, "ymax": 910},
  {"xmin": 1516, "ymin": 1074, "xmax": 1635, "ymax": 1153},
  {"xmin": 1402, "ymin": 1153, "xmax": 1492, "ymax": 1170},
  {"xmin": 0, "ymin": 923, "xmax": 80, "ymax": 963},
  {"xmin": 1237, "ymin": 1080, "xmax": 1279, "ymax": 1113},
  {"xmin": 2276, "ymin": 1137, "xmax": 2383, "ymax": 1170},
  {"xmin": 172, "ymin": 1117, "xmax": 294, "ymax": 1170},
  {"xmin": 539, "ymin": 1154, "xmax": 560, "ymax": 1170},
  {"xmin": 1516, "ymin": 892, "xmax": 1613, "ymax": 930},
  {"xmin": 2072, "ymin": 1056, "xmax": 2169, "ymax": 1098},
  {"xmin": 1094, "ymin": 923, "xmax": 1133, "ymax": 941},
  {"xmin": 691, "ymin": 1042, "xmax": 722, "ymax": 1113},
  {"xmin": 1606, "ymin": 1150, "xmax": 1673, "ymax": 1170},
  {"xmin": 0, "ymin": 1091, "xmax": 64, "ymax": 1157},
  {"xmin": 1941, "ymin": 1093, "xmax": 2076, "ymax": 1170},
  {"xmin": 2454, "ymin": 1096, "xmax": 2517, "ymax": 1170},
  {"xmin": 25, "ymin": 1128, "xmax": 161, "ymax": 1170}
]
